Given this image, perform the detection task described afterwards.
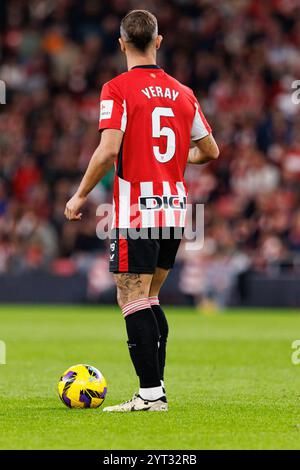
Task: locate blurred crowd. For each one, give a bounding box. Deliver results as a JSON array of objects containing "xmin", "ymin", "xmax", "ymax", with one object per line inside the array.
[{"xmin": 0, "ymin": 0, "xmax": 300, "ymax": 305}]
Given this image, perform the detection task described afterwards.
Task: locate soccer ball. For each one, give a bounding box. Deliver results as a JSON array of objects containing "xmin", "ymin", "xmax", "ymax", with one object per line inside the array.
[{"xmin": 58, "ymin": 364, "xmax": 107, "ymax": 409}]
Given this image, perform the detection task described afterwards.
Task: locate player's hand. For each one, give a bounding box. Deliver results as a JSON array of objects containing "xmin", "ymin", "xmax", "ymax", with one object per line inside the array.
[{"xmin": 64, "ymin": 193, "xmax": 87, "ymax": 221}]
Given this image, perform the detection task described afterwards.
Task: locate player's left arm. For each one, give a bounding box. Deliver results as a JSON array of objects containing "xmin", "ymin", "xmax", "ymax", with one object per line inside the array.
[
  {"xmin": 187, "ymin": 93, "xmax": 219, "ymax": 164},
  {"xmin": 64, "ymin": 129, "xmax": 123, "ymax": 221},
  {"xmin": 188, "ymin": 133, "xmax": 219, "ymax": 164}
]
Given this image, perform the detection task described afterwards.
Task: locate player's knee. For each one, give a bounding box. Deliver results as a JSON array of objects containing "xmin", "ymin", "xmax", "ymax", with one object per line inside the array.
[{"xmin": 117, "ymin": 289, "xmax": 141, "ymax": 309}]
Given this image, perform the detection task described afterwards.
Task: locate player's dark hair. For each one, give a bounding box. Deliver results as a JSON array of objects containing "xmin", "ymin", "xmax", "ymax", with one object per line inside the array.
[{"xmin": 120, "ymin": 10, "xmax": 158, "ymax": 52}]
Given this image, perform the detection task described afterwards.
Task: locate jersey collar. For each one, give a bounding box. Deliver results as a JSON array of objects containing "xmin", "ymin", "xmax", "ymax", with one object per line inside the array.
[{"xmin": 131, "ymin": 65, "xmax": 161, "ymax": 70}]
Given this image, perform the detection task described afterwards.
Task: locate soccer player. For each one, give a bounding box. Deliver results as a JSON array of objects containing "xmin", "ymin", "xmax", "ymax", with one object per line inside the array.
[{"xmin": 64, "ymin": 10, "xmax": 219, "ymax": 412}]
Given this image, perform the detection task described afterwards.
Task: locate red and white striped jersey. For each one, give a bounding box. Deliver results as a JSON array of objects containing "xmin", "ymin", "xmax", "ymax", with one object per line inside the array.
[{"xmin": 99, "ymin": 65, "xmax": 211, "ymax": 228}]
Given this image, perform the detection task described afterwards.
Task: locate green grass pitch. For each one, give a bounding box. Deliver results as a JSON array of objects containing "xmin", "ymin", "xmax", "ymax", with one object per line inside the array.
[{"xmin": 1, "ymin": 305, "xmax": 300, "ymax": 450}]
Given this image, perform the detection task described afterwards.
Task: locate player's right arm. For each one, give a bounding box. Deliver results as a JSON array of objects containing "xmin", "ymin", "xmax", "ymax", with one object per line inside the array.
[
  {"xmin": 188, "ymin": 133, "xmax": 219, "ymax": 164},
  {"xmin": 64, "ymin": 129, "xmax": 123, "ymax": 221},
  {"xmin": 64, "ymin": 79, "xmax": 126, "ymax": 221}
]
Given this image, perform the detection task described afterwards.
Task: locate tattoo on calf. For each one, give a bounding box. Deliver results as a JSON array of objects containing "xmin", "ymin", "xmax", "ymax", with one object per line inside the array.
[{"xmin": 115, "ymin": 273, "xmax": 145, "ymax": 305}]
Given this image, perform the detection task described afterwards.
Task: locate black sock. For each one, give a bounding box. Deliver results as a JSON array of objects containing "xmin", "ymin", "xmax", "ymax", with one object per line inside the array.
[
  {"xmin": 151, "ymin": 303, "xmax": 169, "ymax": 381},
  {"xmin": 124, "ymin": 307, "xmax": 161, "ymax": 388}
]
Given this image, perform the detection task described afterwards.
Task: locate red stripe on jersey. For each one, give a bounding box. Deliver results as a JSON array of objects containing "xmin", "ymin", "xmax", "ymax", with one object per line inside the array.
[
  {"xmin": 114, "ymin": 171, "xmax": 119, "ymax": 229},
  {"xmin": 173, "ymin": 209, "xmax": 181, "ymax": 227},
  {"xmin": 119, "ymin": 236, "xmax": 128, "ymax": 271},
  {"xmin": 168, "ymin": 181, "xmax": 179, "ymax": 227}
]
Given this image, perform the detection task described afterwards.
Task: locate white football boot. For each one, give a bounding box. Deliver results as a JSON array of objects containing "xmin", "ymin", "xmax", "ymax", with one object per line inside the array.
[{"xmin": 103, "ymin": 393, "xmax": 168, "ymax": 412}]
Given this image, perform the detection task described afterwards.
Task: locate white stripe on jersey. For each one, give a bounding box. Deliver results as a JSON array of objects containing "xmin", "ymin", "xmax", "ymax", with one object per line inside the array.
[
  {"xmin": 162, "ymin": 181, "xmax": 175, "ymax": 226},
  {"xmin": 176, "ymin": 181, "xmax": 187, "ymax": 226},
  {"xmin": 121, "ymin": 100, "xmax": 127, "ymax": 132},
  {"xmin": 191, "ymin": 103, "xmax": 209, "ymax": 141},
  {"xmin": 118, "ymin": 177, "xmax": 131, "ymax": 228},
  {"xmin": 140, "ymin": 182, "xmax": 155, "ymax": 228},
  {"xmin": 111, "ymin": 197, "xmax": 116, "ymax": 229}
]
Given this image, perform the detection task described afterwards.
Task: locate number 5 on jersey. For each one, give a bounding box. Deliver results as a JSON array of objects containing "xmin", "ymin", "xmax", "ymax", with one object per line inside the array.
[{"xmin": 152, "ymin": 107, "xmax": 175, "ymax": 163}]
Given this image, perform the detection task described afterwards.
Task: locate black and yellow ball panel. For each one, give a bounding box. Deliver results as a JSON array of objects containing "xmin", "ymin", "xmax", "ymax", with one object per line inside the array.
[{"xmin": 58, "ymin": 364, "xmax": 107, "ymax": 408}]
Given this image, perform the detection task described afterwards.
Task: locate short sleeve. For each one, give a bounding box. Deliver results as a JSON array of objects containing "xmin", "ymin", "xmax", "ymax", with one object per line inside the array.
[
  {"xmin": 98, "ymin": 81, "xmax": 127, "ymax": 132},
  {"xmin": 191, "ymin": 99, "xmax": 212, "ymax": 141}
]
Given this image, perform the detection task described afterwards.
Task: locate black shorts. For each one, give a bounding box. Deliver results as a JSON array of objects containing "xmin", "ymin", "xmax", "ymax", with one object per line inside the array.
[{"xmin": 109, "ymin": 227, "xmax": 184, "ymax": 274}]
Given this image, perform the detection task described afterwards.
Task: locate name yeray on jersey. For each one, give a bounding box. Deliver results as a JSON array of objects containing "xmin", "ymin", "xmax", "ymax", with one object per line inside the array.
[{"xmin": 141, "ymin": 86, "xmax": 179, "ymax": 101}]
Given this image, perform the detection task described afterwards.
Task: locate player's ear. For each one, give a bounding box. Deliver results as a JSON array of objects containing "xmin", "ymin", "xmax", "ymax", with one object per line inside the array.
[
  {"xmin": 119, "ymin": 37, "xmax": 126, "ymax": 53},
  {"xmin": 155, "ymin": 35, "xmax": 163, "ymax": 50}
]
